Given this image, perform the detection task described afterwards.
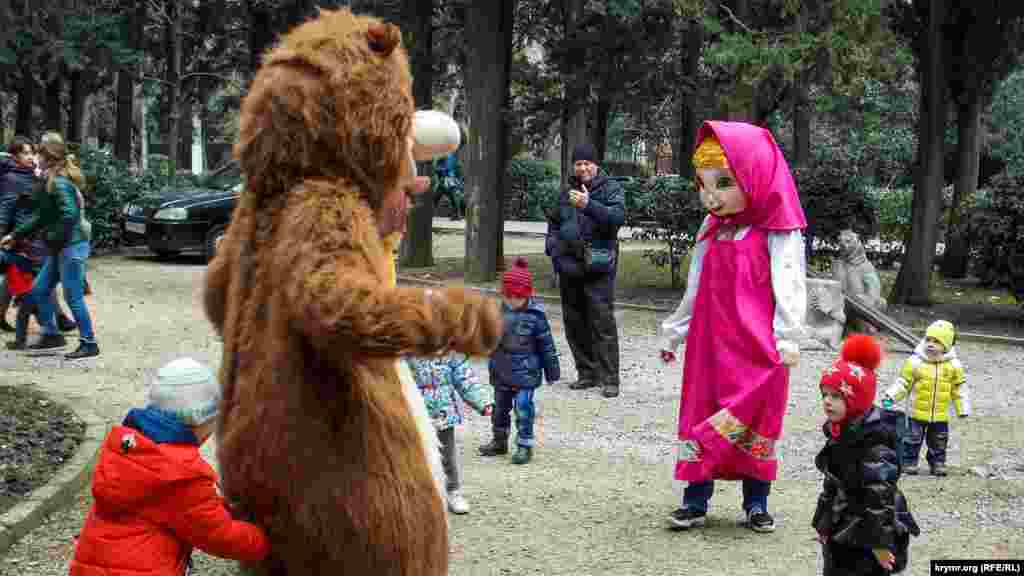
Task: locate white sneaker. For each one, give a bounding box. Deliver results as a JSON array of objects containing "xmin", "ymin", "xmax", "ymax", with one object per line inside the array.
[{"xmin": 447, "ymin": 490, "xmax": 470, "ymax": 515}]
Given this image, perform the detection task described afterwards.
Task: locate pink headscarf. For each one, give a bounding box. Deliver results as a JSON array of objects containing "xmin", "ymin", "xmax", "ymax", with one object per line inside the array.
[{"xmin": 696, "ymin": 121, "xmax": 807, "ymax": 241}]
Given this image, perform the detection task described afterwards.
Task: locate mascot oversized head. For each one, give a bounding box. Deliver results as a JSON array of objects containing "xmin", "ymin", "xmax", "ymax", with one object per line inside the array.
[{"xmin": 203, "ymin": 8, "xmax": 502, "ymax": 576}]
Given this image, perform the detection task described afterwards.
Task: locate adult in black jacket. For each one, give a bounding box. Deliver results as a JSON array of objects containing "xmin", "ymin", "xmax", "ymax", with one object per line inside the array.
[{"xmin": 545, "ymin": 143, "xmax": 625, "ymax": 398}]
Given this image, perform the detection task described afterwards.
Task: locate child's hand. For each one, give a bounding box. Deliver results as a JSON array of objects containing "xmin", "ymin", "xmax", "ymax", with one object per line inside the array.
[
  {"xmin": 483, "ymin": 404, "xmax": 493, "ymax": 416},
  {"xmin": 660, "ymin": 349, "xmax": 676, "ymax": 364},
  {"xmin": 872, "ymin": 548, "xmax": 895, "ymax": 570}
]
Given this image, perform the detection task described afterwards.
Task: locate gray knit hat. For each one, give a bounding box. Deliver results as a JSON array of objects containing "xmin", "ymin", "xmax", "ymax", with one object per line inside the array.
[{"xmin": 148, "ymin": 357, "xmax": 221, "ymax": 426}]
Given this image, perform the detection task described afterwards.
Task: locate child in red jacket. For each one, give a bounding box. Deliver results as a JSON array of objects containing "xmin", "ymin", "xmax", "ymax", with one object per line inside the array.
[{"xmin": 69, "ymin": 357, "xmax": 270, "ymax": 575}]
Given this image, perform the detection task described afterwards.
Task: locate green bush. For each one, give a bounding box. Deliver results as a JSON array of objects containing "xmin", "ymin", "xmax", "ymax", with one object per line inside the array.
[
  {"xmin": 506, "ymin": 157, "xmax": 561, "ymax": 221},
  {"xmin": 969, "ymin": 171, "xmax": 1024, "ymax": 298},
  {"xmin": 626, "ymin": 176, "xmax": 704, "ymax": 288},
  {"xmin": 76, "ymin": 145, "xmax": 198, "ymax": 251},
  {"xmin": 793, "ymin": 142, "xmax": 876, "ymax": 250},
  {"xmin": 868, "ymin": 185, "xmax": 914, "ymax": 244}
]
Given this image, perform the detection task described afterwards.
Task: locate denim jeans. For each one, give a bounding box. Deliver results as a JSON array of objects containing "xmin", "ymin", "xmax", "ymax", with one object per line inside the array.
[
  {"xmin": 491, "ymin": 387, "xmax": 536, "ymax": 447},
  {"xmin": 683, "ymin": 478, "xmax": 772, "ymax": 514},
  {"xmin": 904, "ymin": 418, "xmax": 948, "ymax": 468},
  {"xmin": 30, "ymin": 241, "xmax": 95, "ymax": 343}
]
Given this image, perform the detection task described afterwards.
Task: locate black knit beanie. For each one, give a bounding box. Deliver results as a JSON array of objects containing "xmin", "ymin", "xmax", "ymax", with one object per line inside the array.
[{"xmin": 572, "ymin": 143, "xmax": 597, "ymax": 164}]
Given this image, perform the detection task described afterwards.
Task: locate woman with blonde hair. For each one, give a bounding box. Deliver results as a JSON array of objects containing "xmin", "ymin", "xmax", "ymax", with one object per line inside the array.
[{"xmin": 1, "ymin": 131, "xmax": 99, "ymax": 358}]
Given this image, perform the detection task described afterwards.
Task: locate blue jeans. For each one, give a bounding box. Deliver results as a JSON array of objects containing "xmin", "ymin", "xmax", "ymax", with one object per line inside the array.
[
  {"xmin": 683, "ymin": 478, "xmax": 771, "ymax": 514},
  {"xmin": 30, "ymin": 241, "xmax": 95, "ymax": 343},
  {"xmin": 492, "ymin": 387, "xmax": 536, "ymax": 447}
]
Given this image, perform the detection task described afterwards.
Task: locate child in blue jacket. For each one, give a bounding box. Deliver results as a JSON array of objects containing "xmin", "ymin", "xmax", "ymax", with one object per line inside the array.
[{"xmin": 479, "ymin": 258, "xmax": 560, "ymax": 464}]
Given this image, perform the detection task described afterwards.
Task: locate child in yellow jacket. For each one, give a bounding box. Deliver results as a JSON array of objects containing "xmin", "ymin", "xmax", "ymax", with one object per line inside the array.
[{"xmin": 883, "ymin": 320, "xmax": 969, "ymax": 476}]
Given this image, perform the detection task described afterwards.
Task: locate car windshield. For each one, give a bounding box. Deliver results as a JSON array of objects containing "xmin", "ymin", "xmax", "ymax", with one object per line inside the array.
[{"xmin": 201, "ymin": 162, "xmax": 242, "ymax": 190}]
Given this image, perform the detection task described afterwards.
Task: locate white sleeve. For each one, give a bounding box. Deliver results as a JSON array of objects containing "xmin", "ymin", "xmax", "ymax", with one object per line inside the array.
[
  {"xmin": 659, "ymin": 220, "xmax": 710, "ymax": 352},
  {"xmin": 767, "ymin": 229, "xmax": 808, "ymax": 356}
]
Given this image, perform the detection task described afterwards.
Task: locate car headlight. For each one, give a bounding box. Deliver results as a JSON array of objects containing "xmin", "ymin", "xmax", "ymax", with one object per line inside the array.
[{"xmin": 153, "ymin": 207, "xmax": 189, "ymax": 221}]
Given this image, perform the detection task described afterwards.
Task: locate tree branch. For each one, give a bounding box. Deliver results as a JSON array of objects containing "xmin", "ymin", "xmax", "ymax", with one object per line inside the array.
[{"xmin": 719, "ymin": 3, "xmax": 754, "ymax": 35}]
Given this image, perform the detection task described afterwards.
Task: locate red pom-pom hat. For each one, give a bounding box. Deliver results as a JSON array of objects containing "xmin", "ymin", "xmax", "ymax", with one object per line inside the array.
[
  {"xmin": 502, "ymin": 257, "xmax": 533, "ymax": 298},
  {"xmin": 820, "ymin": 334, "xmax": 884, "ymax": 426}
]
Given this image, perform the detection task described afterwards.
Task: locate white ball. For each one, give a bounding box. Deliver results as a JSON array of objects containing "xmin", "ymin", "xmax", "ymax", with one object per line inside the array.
[{"xmin": 412, "ymin": 110, "xmax": 461, "ymax": 161}]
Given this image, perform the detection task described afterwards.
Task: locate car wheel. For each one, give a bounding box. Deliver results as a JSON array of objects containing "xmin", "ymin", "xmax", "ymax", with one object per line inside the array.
[{"xmin": 205, "ymin": 224, "xmax": 228, "ymax": 263}]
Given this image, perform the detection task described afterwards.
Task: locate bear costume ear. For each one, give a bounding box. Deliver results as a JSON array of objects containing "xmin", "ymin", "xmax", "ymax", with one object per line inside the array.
[{"xmin": 367, "ymin": 22, "xmax": 400, "ymax": 56}]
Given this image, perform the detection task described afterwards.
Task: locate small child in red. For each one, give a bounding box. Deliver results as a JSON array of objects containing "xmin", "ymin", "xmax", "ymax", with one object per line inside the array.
[
  {"xmin": 69, "ymin": 358, "xmax": 270, "ymax": 575},
  {"xmin": 813, "ymin": 335, "xmax": 920, "ymax": 575}
]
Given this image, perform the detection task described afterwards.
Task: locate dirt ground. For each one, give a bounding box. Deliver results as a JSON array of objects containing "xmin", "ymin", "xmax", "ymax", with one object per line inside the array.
[
  {"xmin": 1, "ymin": 246, "xmax": 1022, "ymax": 576},
  {"xmin": 0, "ymin": 386, "xmax": 84, "ymax": 516}
]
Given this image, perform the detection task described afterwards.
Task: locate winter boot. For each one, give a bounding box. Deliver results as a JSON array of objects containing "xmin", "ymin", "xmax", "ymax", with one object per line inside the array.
[
  {"xmin": 478, "ymin": 434, "xmax": 509, "ymax": 457},
  {"xmin": 65, "ymin": 341, "xmax": 100, "ymax": 360},
  {"xmin": 569, "ymin": 378, "xmax": 596, "ymax": 390},
  {"xmin": 511, "ymin": 446, "xmax": 532, "ymax": 465},
  {"xmin": 602, "ymin": 381, "xmax": 620, "ymax": 398},
  {"xmin": 5, "ymin": 305, "xmax": 32, "ymax": 350}
]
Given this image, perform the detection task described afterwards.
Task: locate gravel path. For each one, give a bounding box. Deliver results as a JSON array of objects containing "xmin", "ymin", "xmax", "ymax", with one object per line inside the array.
[{"xmin": 2, "ymin": 248, "xmax": 1022, "ymax": 575}]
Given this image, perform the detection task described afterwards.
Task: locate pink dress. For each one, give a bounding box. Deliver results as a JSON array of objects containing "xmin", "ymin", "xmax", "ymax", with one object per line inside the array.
[
  {"xmin": 675, "ymin": 226, "xmax": 788, "ymax": 482},
  {"xmin": 667, "ymin": 120, "xmax": 808, "ymax": 484}
]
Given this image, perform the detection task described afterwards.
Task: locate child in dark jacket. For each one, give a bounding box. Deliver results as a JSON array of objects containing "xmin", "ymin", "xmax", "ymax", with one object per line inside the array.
[
  {"xmin": 813, "ymin": 335, "xmax": 920, "ymax": 576},
  {"xmin": 479, "ymin": 258, "xmax": 560, "ymax": 465},
  {"xmin": 69, "ymin": 357, "xmax": 270, "ymax": 575}
]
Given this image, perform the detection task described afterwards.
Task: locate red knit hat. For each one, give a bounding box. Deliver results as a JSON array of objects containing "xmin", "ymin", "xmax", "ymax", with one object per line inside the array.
[
  {"xmin": 820, "ymin": 334, "xmax": 883, "ymax": 435},
  {"xmin": 502, "ymin": 257, "xmax": 533, "ymax": 298}
]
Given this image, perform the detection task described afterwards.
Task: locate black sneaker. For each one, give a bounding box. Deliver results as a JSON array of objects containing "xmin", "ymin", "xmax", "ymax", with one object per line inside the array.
[
  {"xmin": 746, "ymin": 509, "xmax": 776, "ymax": 533},
  {"xmin": 6, "ymin": 339, "xmax": 27, "ymax": 350},
  {"xmin": 65, "ymin": 342, "xmax": 100, "ymax": 360},
  {"xmin": 27, "ymin": 334, "xmax": 67, "ymax": 350},
  {"xmin": 478, "ymin": 437, "xmax": 508, "ymax": 457},
  {"xmin": 569, "ymin": 379, "xmax": 596, "ymax": 390},
  {"xmin": 601, "ymin": 383, "xmax": 620, "ymax": 398},
  {"xmin": 668, "ymin": 507, "xmax": 706, "ymax": 530}
]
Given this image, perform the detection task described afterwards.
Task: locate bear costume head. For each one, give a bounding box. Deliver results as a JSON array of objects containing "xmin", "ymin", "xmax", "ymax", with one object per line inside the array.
[
  {"xmin": 204, "ymin": 8, "xmax": 501, "ymax": 576},
  {"xmin": 237, "ymin": 10, "xmax": 413, "ymax": 213}
]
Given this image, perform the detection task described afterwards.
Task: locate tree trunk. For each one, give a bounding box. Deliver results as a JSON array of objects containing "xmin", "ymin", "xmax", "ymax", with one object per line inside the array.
[
  {"xmin": 560, "ymin": 0, "xmax": 588, "ymax": 188},
  {"xmin": 248, "ymin": 0, "xmax": 275, "ymax": 75},
  {"xmin": 463, "ymin": 0, "xmax": 514, "ymax": 282},
  {"xmin": 167, "ymin": 0, "xmax": 182, "ymax": 174},
  {"xmin": 115, "ymin": 68, "xmax": 134, "ymax": 161},
  {"xmin": 940, "ymin": 92, "xmax": 982, "ymax": 279},
  {"xmin": 68, "ymin": 70, "xmax": 86, "ymax": 143},
  {"xmin": 591, "ymin": 12, "xmax": 615, "ymax": 164},
  {"xmin": 178, "ymin": 97, "xmax": 193, "ymax": 173},
  {"xmin": 891, "ymin": 0, "xmax": 949, "ymax": 305},
  {"xmin": 792, "ymin": 4, "xmax": 811, "ymax": 168},
  {"xmin": 674, "ymin": 18, "xmax": 702, "ymax": 178},
  {"xmin": 400, "ymin": 0, "xmax": 435, "ymax": 269},
  {"xmin": 16, "ymin": 68, "xmax": 35, "ymax": 134},
  {"xmin": 45, "ymin": 75, "xmax": 62, "ymax": 131}
]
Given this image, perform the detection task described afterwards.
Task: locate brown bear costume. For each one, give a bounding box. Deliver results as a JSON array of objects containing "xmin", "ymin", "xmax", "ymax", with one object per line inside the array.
[{"xmin": 203, "ymin": 9, "xmax": 502, "ymax": 575}]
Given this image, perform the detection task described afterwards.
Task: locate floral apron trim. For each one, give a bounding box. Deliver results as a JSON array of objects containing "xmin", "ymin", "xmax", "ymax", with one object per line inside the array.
[{"xmin": 677, "ymin": 409, "xmax": 777, "ymax": 463}]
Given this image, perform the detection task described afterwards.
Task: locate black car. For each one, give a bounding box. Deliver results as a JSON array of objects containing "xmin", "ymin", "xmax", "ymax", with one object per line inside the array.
[{"xmin": 121, "ymin": 162, "xmax": 241, "ymax": 262}]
